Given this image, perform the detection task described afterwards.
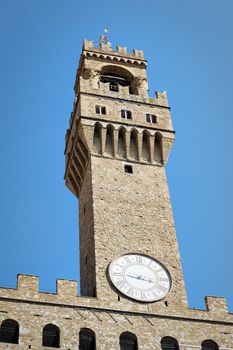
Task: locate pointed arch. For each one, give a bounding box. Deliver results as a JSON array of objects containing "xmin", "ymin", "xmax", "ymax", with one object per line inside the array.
[
  {"xmin": 142, "ymin": 131, "xmax": 150, "ymax": 162},
  {"xmin": 129, "ymin": 129, "xmax": 139, "ymax": 160},
  {"xmin": 154, "ymin": 132, "xmax": 163, "ymax": 163},
  {"xmin": 117, "ymin": 127, "xmax": 126, "ymax": 158},
  {"xmin": 42, "ymin": 324, "xmax": 60, "ymax": 348},
  {"xmin": 79, "ymin": 328, "xmax": 96, "ymax": 350},
  {"xmin": 93, "ymin": 123, "xmax": 102, "ymax": 154},
  {"xmin": 202, "ymin": 340, "xmax": 219, "ymax": 350},
  {"xmin": 0, "ymin": 319, "xmax": 19, "ymax": 344},
  {"xmin": 105, "ymin": 124, "xmax": 114, "ymax": 157},
  {"xmin": 161, "ymin": 337, "xmax": 179, "ymax": 350},
  {"xmin": 120, "ymin": 332, "xmax": 138, "ymax": 350}
]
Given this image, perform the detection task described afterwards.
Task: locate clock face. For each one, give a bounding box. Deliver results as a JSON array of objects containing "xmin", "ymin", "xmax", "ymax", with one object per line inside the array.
[{"xmin": 108, "ymin": 253, "xmax": 171, "ymax": 302}]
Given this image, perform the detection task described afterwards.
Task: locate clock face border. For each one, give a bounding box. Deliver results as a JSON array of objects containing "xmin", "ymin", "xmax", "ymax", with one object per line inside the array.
[{"xmin": 108, "ymin": 253, "xmax": 172, "ymax": 303}]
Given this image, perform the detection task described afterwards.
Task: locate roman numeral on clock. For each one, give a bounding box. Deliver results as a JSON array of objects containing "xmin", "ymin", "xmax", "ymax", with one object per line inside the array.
[
  {"xmin": 112, "ymin": 272, "xmax": 122, "ymax": 277},
  {"xmin": 127, "ymin": 288, "xmax": 135, "ymax": 297},
  {"xmin": 124, "ymin": 256, "xmax": 131, "ymax": 263},
  {"xmin": 159, "ymin": 277, "xmax": 169, "ymax": 283},
  {"xmin": 157, "ymin": 285, "xmax": 167, "ymax": 293},
  {"xmin": 140, "ymin": 291, "xmax": 147, "ymax": 300},
  {"xmin": 115, "ymin": 280, "xmax": 126, "ymax": 289},
  {"xmin": 136, "ymin": 256, "xmax": 142, "ymax": 263}
]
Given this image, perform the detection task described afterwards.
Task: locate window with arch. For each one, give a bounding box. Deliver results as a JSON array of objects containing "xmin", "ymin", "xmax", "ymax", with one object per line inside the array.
[
  {"xmin": 42, "ymin": 324, "xmax": 60, "ymax": 348},
  {"xmin": 120, "ymin": 332, "xmax": 138, "ymax": 350},
  {"xmin": 105, "ymin": 125, "xmax": 114, "ymax": 156},
  {"xmin": 202, "ymin": 340, "xmax": 219, "ymax": 350},
  {"xmin": 79, "ymin": 328, "xmax": 96, "ymax": 350},
  {"xmin": 129, "ymin": 130, "xmax": 139, "ymax": 160},
  {"xmin": 142, "ymin": 132, "xmax": 150, "ymax": 162},
  {"xmin": 154, "ymin": 132, "xmax": 162, "ymax": 163},
  {"xmin": 117, "ymin": 127, "xmax": 126, "ymax": 158},
  {"xmin": 93, "ymin": 123, "xmax": 102, "ymax": 154},
  {"xmin": 100, "ymin": 65, "xmax": 138, "ymax": 95},
  {"xmin": 0, "ymin": 319, "xmax": 19, "ymax": 344},
  {"xmin": 161, "ymin": 337, "xmax": 179, "ymax": 350}
]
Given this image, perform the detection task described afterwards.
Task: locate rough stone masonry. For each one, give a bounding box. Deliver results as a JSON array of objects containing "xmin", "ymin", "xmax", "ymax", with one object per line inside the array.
[{"xmin": 0, "ymin": 39, "xmax": 232, "ymax": 349}]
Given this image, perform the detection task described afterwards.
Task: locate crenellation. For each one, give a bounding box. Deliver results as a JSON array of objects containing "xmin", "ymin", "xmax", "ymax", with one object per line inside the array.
[
  {"xmin": 117, "ymin": 46, "xmax": 127, "ymax": 56},
  {"xmin": 83, "ymin": 39, "xmax": 94, "ymax": 50},
  {"xmin": 0, "ymin": 276, "xmax": 233, "ymax": 321},
  {"xmin": 82, "ymin": 39, "xmax": 146, "ymax": 65},
  {"xmin": 154, "ymin": 91, "xmax": 169, "ymax": 107},
  {"xmin": 56, "ymin": 279, "xmax": 78, "ymax": 299},
  {"xmin": 17, "ymin": 274, "xmax": 39, "ymax": 293},
  {"xmin": 133, "ymin": 49, "xmax": 144, "ymax": 59},
  {"xmin": 205, "ymin": 296, "xmax": 228, "ymax": 314}
]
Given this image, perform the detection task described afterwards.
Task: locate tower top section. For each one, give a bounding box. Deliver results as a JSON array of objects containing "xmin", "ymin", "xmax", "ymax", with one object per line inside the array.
[
  {"xmin": 74, "ymin": 39, "xmax": 168, "ymax": 107},
  {"xmin": 82, "ymin": 39, "xmax": 146, "ymax": 63}
]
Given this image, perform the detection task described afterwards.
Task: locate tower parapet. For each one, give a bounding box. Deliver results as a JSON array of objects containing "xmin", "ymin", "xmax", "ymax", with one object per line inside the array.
[{"xmin": 82, "ymin": 39, "xmax": 145, "ymax": 60}]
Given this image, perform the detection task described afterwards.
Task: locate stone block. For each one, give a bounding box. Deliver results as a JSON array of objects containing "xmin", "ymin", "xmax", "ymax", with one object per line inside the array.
[
  {"xmin": 56, "ymin": 279, "xmax": 78, "ymax": 298},
  {"xmin": 205, "ymin": 296, "xmax": 228, "ymax": 313},
  {"xmin": 17, "ymin": 274, "xmax": 39, "ymax": 292}
]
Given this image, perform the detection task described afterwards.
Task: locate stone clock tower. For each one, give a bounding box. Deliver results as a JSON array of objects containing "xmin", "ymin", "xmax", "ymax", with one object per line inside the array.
[
  {"xmin": 64, "ymin": 38, "xmax": 187, "ymax": 310},
  {"xmin": 0, "ymin": 37, "xmax": 232, "ymax": 350}
]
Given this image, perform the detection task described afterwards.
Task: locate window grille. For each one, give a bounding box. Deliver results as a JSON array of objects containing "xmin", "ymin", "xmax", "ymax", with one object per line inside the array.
[
  {"xmin": 0, "ymin": 319, "xmax": 19, "ymax": 344},
  {"xmin": 79, "ymin": 328, "xmax": 96, "ymax": 350},
  {"xmin": 42, "ymin": 324, "xmax": 60, "ymax": 348}
]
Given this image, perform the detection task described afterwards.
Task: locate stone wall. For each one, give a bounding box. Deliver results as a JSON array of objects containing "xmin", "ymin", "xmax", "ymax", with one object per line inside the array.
[{"xmin": 0, "ymin": 275, "xmax": 232, "ymax": 349}]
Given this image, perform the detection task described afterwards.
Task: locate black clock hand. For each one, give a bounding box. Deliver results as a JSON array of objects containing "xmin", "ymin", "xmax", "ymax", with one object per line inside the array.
[
  {"xmin": 126, "ymin": 273, "xmax": 140, "ymax": 279},
  {"xmin": 140, "ymin": 276, "xmax": 155, "ymax": 283},
  {"xmin": 126, "ymin": 273, "xmax": 154, "ymax": 283}
]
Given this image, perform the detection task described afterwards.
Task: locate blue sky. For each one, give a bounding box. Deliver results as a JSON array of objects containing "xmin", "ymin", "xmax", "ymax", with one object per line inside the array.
[{"xmin": 0, "ymin": 0, "xmax": 233, "ymax": 310}]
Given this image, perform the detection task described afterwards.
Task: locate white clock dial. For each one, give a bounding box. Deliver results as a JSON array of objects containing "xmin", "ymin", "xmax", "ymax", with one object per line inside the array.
[{"xmin": 108, "ymin": 254, "xmax": 171, "ymax": 302}]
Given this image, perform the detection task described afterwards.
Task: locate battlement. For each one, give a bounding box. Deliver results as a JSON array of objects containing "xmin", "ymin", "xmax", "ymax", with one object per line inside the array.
[
  {"xmin": 18, "ymin": 274, "xmax": 78, "ymax": 297},
  {"xmin": 0, "ymin": 274, "xmax": 79, "ymax": 302},
  {"xmin": 0, "ymin": 275, "xmax": 231, "ymax": 318},
  {"xmin": 83, "ymin": 39, "xmax": 145, "ymax": 61},
  {"xmin": 205, "ymin": 296, "xmax": 228, "ymax": 314}
]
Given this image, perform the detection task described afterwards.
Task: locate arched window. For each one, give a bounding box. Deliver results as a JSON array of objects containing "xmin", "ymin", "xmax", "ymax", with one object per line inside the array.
[
  {"xmin": 100, "ymin": 65, "xmax": 133, "ymax": 93},
  {"xmin": 117, "ymin": 127, "xmax": 126, "ymax": 158},
  {"xmin": 202, "ymin": 340, "xmax": 219, "ymax": 350},
  {"xmin": 79, "ymin": 328, "xmax": 96, "ymax": 350},
  {"xmin": 142, "ymin": 132, "xmax": 150, "ymax": 162},
  {"xmin": 161, "ymin": 337, "xmax": 179, "ymax": 350},
  {"xmin": 129, "ymin": 130, "xmax": 138, "ymax": 160},
  {"xmin": 120, "ymin": 332, "xmax": 138, "ymax": 350},
  {"xmin": 42, "ymin": 324, "xmax": 60, "ymax": 348},
  {"xmin": 154, "ymin": 132, "xmax": 162, "ymax": 163},
  {"xmin": 93, "ymin": 123, "xmax": 102, "ymax": 154},
  {"xmin": 105, "ymin": 125, "xmax": 114, "ymax": 156},
  {"xmin": 0, "ymin": 319, "xmax": 19, "ymax": 344}
]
